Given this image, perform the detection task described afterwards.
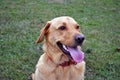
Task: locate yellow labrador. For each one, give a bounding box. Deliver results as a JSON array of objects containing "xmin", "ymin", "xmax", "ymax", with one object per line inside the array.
[{"xmin": 28, "ymin": 16, "xmax": 85, "ymax": 80}]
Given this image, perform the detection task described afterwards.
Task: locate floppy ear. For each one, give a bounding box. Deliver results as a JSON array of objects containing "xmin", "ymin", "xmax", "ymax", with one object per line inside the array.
[{"xmin": 36, "ymin": 21, "xmax": 51, "ymax": 44}]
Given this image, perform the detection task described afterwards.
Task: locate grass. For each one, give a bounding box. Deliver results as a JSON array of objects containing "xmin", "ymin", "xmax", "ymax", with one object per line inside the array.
[{"xmin": 0, "ymin": 0, "xmax": 120, "ymax": 80}]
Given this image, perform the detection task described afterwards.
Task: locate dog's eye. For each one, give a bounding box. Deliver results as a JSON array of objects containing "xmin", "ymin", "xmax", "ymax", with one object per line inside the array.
[
  {"xmin": 58, "ymin": 26, "xmax": 66, "ymax": 30},
  {"xmin": 76, "ymin": 26, "xmax": 79, "ymax": 29}
]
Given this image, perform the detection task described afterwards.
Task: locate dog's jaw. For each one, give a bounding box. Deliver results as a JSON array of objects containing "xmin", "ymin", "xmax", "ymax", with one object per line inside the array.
[
  {"xmin": 56, "ymin": 41, "xmax": 84, "ymax": 63},
  {"xmin": 56, "ymin": 41, "xmax": 72, "ymax": 59}
]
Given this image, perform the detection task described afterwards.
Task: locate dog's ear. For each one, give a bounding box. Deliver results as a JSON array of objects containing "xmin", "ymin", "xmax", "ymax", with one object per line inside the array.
[{"xmin": 36, "ymin": 21, "xmax": 51, "ymax": 44}]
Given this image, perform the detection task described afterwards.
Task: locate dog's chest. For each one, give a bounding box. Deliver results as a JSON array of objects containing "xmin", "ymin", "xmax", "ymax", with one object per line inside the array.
[
  {"xmin": 47, "ymin": 65, "xmax": 83, "ymax": 80},
  {"xmin": 37, "ymin": 55, "xmax": 85, "ymax": 80}
]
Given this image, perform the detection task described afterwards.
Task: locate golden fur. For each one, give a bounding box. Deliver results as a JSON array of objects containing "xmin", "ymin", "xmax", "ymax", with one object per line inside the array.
[{"xmin": 31, "ymin": 16, "xmax": 85, "ymax": 80}]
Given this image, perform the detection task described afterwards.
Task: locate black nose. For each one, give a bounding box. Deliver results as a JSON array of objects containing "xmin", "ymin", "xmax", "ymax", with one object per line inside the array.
[{"xmin": 75, "ymin": 34, "xmax": 85, "ymax": 45}]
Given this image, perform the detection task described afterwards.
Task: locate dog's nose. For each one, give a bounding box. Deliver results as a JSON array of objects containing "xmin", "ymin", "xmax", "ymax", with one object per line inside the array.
[{"xmin": 75, "ymin": 34, "xmax": 85, "ymax": 45}]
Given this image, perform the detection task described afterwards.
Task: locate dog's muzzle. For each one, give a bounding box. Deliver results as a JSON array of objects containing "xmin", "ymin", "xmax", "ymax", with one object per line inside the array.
[{"xmin": 57, "ymin": 42, "xmax": 84, "ymax": 63}]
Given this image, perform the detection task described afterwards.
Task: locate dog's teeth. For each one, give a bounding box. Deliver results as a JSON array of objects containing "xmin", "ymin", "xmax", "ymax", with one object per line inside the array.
[
  {"xmin": 63, "ymin": 45, "xmax": 66, "ymax": 49},
  {"xmin": 63, "ymin": 45, "xmax": 69, "ymax": 51}
]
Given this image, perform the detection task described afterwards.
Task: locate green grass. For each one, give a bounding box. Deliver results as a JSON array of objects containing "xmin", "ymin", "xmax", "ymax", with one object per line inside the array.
[{"xmin": 0, "ymin": 0, "xmax": 120, "ymax": 80}]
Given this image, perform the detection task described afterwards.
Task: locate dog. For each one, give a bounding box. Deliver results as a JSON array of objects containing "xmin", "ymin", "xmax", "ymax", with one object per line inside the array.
[{"xmin": 28, "ymin": 16, "xmax": 85, "ymax": 80}]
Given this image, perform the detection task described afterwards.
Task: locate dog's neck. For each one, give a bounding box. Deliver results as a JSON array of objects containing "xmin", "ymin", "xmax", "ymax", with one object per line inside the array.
[
  {"xmin": 47, "ymin": 54, "xmax": 77, "ymax": 67},
  {"xmin": 59, "ymin": 60, "xmax": 77, "ymax": 67}
]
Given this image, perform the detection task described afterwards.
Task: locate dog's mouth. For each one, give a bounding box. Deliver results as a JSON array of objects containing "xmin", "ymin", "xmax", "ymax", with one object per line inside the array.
[{"xmin": 57, "ymin": 42, "xmax": 84, "ymax": 63}]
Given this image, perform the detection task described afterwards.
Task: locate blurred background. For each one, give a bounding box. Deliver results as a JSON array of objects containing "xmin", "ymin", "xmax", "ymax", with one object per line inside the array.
[{"xmin": 0, "ymin": 0, "xmax": 120, "ymax": 80}]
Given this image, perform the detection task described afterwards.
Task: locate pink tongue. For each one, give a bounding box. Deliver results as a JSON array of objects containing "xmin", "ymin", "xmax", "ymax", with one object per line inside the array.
[{"xmin": 68, "ymin": 47, "xmax": 84, "ymax": 63}]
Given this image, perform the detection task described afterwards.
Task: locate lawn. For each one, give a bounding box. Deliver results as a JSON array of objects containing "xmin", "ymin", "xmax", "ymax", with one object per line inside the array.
[{"xmin": 0, "ymin": 0, "xmax": 120, "ymax": 80}]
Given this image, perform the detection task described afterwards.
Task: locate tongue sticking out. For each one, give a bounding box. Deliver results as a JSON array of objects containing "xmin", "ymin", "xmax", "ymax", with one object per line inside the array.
[{"xmin": 68, "ymin": 47, "xmax": 84, "ymax": 63}]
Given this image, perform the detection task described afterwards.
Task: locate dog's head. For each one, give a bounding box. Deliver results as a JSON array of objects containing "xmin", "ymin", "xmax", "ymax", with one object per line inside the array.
[{"xmin": 36, "ymin": 16, "xmax": 85, "ymax": 63}]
